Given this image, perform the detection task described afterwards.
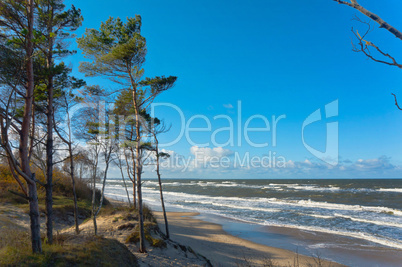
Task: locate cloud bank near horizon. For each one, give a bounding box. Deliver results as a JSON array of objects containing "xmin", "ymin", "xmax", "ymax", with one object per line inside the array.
[{"xmin": 131, "ymin": 146, "xmax": 401, "ymax": 179}]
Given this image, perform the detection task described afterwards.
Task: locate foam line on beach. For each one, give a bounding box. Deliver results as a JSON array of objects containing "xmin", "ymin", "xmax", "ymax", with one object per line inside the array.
[
  {"xmin": 333, "ymin": 213, "xmax": 402, "ymax": 228},
  {"xmin": 261, "ymin": 222, "xmax": 402, "ymax": 250},
  {"xmin": 152, "ymin": 190, "xmax": 402, "ymax": 216}
]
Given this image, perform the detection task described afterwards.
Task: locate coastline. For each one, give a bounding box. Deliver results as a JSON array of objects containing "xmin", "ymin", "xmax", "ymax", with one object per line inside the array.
[
  {"xmin": 261, "ymin": 225, "xmax": 402, "ymax": 267},
  {"xmin": 156, "ymin": 209, "xmax": 402, "ymax": 267},
  {"xmin": 153, "ymin": 211, "xmax": 343, "ymax": 267},
  {"xmin": 108, "ymin": 193, "xmax": 402, "ymax": 266}
]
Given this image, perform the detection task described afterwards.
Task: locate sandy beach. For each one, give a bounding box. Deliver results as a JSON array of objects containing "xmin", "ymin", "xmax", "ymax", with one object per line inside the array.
[
  {"xmin": 1, "ymin": 195, "xmax": 400, "ymax": 266},
  {"xmin": 154, "ymin": 211, "xmax": 343, "ymax": 266}
]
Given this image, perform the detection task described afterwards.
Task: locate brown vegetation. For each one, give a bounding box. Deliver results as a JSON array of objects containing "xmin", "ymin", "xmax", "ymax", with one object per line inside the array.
[{"xmin": 0, "ymin": 229, "xmax": 138, "ymax": 266}]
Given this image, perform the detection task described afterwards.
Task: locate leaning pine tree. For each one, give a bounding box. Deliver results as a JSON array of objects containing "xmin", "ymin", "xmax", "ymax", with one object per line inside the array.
[
  {"xmin": 77, "ymin": 16, "xmax": 176, "ymax": 252},
  {"xmin": 34, "ymin": 0, "xmax": 83, "ymax": 244},
  {"xmin": 0, "ymin": 0, "xmax": 42, "ymax": 253},
  {"xmin": 151, "ymin": 122, "xmax": 170, "ymax": 239}
]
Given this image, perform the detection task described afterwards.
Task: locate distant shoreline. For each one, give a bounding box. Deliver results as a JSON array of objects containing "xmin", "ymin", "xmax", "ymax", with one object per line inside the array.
[
  {"xmin": 108, "ymin": 197, "xmax": 339, "ymax": 266},
  {"xmin": 152, "ymin": 207, "xmax": 402, "ymax": 267},
  {"xmin": 103, "ymin": 178, "xmax": 402, "ymax": 266},
  {"xmin": 108, "ymin": 195, "xmax": 402, "ymax": 266},
  {"xmin": 152, "ymin": 210, "xmax": 343, "ymax": 267}
]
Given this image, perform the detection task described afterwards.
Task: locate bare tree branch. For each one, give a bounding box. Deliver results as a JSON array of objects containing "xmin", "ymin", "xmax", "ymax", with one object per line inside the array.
[
  {"xmin": 350, "ymin": 18, "xmax": 402, "ymax": 69},
  {"xmin": 391, "ymin": 93, "xmax": 402, "ymax": 110},
  {"xmin": 333, "ymin": 0, "xmax": 402, "ymax": 41}
]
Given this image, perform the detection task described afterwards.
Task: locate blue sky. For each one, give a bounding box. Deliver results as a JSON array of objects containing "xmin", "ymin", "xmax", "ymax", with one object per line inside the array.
[{"xmin": 65, "ymin": 0, "xmax": 402, "ymax": 178}]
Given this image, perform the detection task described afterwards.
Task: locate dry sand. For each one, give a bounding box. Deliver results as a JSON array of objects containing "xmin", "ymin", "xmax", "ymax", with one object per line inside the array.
[
  {"xmin": 154, "ymin": 211, "xmax": 343, "ymax": 267},
  {"xmin": 1, "ymin": 198, "xmax": 343, "ymax": 266}
]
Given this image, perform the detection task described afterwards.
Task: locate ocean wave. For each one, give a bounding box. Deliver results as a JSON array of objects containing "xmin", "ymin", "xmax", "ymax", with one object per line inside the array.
[
  {"xmin": 156, "ymin": 197, "xmax": 402, "ymax": 250},
  {"xmin": 113, "ymin": 180, "xmax": 402, "ymax": 196},
  {"xmin": 102, "ymin": 186, "xmax": 402, "ymax": 250},
  {"xmin": 263, "ymin": 183, "xmax": 344, "ymax": 192},
  {"xmin": 308, "ymin": 214, "xmax": 336, "ymax": 219},
  {"xmin": 378, "ymin": 188, "xmax": 402, "ymax": 193},
  {"xmin": 334, "ymin": 213, "xmax": 402, "ymax": 228},
  {"xmin": 143, "ymin": 180, "xmax": 264, "ymax": 189},
  {"xmin": 261, "ymin": 222, "xmax": 402, "ymax": 250},
  {"xmin": 104, "ymin": 182, "xmax": 402, "ymax": 215},
  {"xmin": 182, "ymin": 200, "xmax": 281, "ymax": 213},
  {"xmin": 266, "ymin": 198, "xmax": 402, "ymax": 216},
  {"xmin": 144, "ymin": 189, "xmax": 402, "ymax": 218}
]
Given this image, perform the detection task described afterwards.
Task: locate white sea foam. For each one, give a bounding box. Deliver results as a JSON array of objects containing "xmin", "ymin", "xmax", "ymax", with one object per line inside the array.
[
  {"xmin": 261, "ymin": 222, "xmax": 402, "ymax": 250},
  {"xmin": 308, "ymin": 214, "xmax": 336, "ymax": 219},
  {"xmin": 265, "ymin": 198, "xmax": 402, "ymax": 216},
  {"xmin": 378, "ymin": 188, "xmax": 402, "ymax": 193},
  {"xmin": 104, "ymin": 184, "xmax": 402, "ymax": 217},
  {"xmin": 141, "ymin": 189, "xmax": 402, "ymax": 217},
  {"xmin": 145, "ymin": 190, "xmax": 402, "ymax": 226},
  {"xmin": 157, "ymin": 196, "xmax": 402, "ymax": 250},
  {"xmin": 182, "ymin": 200, "xmax": 281, "ymax": 213},
  {"xmin": 308, "ymin": 243, "xmax": 337, "ymax": 249},
  {"xmin": 100, "ymin": 180, "xmax": 402, "ymax": 250},
  {"xmin": 334, "ymin": 214, "xmax": 402, "ymax": 228},
  {"xmin": 264, "ymin": 183, "xmax": 342, "ymax": 192}
]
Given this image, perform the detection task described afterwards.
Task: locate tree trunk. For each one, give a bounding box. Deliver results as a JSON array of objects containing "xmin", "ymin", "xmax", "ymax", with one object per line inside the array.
[
  {"xmin": 156, "ymin": 153, "xmax": 169, "ymax": 239},
  {"xmin": 45, "ymin": 5, "xmax": 55, "ymax": 245},
  {"xmin": 91, "ymin": 152, "xmax": 98, "ymax": 235},
  {"xmin": 45, "ymin": 68, "xmax": 54, "ymax": 244},
  {"xmin": 95, "ymin": 158, "xmax": 109, "ymax": 216},
  {"xmin": 133, "ymin": 87, "xmax": 146, "ymax": 253},
  {"xmin": 69, "ymin": 143, "xmax": 79, "ymax": 234},
  {"xmin": 93, "ymin": 147, "xmax": 111, "ymax": 235},
  {"xmin": 118, "ymin": 160, "xmax": 131, "ymax": 206},
  {"xmin": 28, "ymin": 175, "xmax": 42, "ymax": 253},
  {"xmin": 122, "ymin": 175, "xmax": 131, "ymax": 207},
  {"xmin": 132, "ymin": 181, "xmax": 136, "ymax": 209},
  {"xmin": 93, "ymin": 214, "xmax": 98, "ymax": 235},
  {"xmin": 45, "ymin": 170, "xmax": 53, "ymax": 244},
  {"xmin": 127, "ymin": 149, "xmax": 137, "ymax": 209},
  {"xmin": 24, "ymin": 0, "xmax": 42, "ymax": 253},
  {"xmin": 54, "ymin": 103, "xmax": 80, "ymax": 234},
  {"xmin": 136, "ymin": 165, "xmax": 146, "ymax": 252}
]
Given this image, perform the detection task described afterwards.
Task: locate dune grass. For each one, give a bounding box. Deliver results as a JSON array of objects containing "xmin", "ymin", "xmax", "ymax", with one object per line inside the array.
[{"xmin": 0, "ymin": 230, "xmax": 138, "ymax": 266}]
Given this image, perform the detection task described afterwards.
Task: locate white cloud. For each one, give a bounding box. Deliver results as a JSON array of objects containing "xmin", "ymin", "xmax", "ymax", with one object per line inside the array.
[
  {"xmin": 353, "ymin": 156, "xmax": 395, "ymax": 170},
  {"xmin": 132, "ymin": 151, "xmax": 402, "ymax": 179},
  {"xmin": 190, "ymin": 146, "xmax": 234, "ymax": 158},
  {"xmin": 223, "ymin": 103, "xmax": 234, "ymax": 109}
]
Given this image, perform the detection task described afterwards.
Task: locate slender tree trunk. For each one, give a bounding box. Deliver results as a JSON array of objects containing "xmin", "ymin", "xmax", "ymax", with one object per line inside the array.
[
  {"xmin": 45, "ymin": 151, "xmax": 53, "ymax": 244},
  {"xmin": 126, "ymin": 150, "xmax": 136, "ymax": 208},
  {"xmin": 91, "ymin": 149, "xmax": 98, "ymax": 235},
  {"xmin": 136, "ymin": 163, "xmax": 146, "ymax": 252},
  {"xmin": 22, "ymin": 0, "xmax": 42, "ymax": 253},
  {"xmin": 54, "ymin": 107, "xmax": 80, "ymax": 234},
  {"xmin": 132, "ymin": 180, "xmax": 136, "ymax": 208},
  {"xmin": 92, "ymin": 175, "xmax": 96, "ymax": 234},
  {"xmin": 156, "ymin": 147, "xmax": 169, "ymax": 238},
  {"xmin": 93, "ymin": 148, "xmax": 111, "ymax": 235},
  {"xmin": 45, "ymin": 17, "xmax": 55, "ymax": 243},
  {"xmin": 28, "ymin": 175, "xmax": 42, "ymax": 253},
  {"xmin": 122, "ymin": 176, "xmax": 131, "ymax": 207},
  {"xmin": 96, "ymin": 160, "xmax": 109, "ymax": 215},
  {"xmin": 118, "ymin": 159, "xmax": 131, "ymax": 206},
  {"xmin": 66, "ymin": 110, "xmax": 79, "ymax": 234},
  {"xmin": 69, "ymin": 143, "xmax": 79, "ymax": 234},
  {"xmin": 93, "ymin": 214, "xmax": 98, "ymax": 235},
  {"xmin": 133, "ymin": 88, "xmax": 146, "ymax": 253}
]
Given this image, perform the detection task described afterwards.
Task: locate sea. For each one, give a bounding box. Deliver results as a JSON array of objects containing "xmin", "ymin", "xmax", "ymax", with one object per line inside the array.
[{"xmin": 100, "ymin": 178, "xmax": 402, "ymax": 266}]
